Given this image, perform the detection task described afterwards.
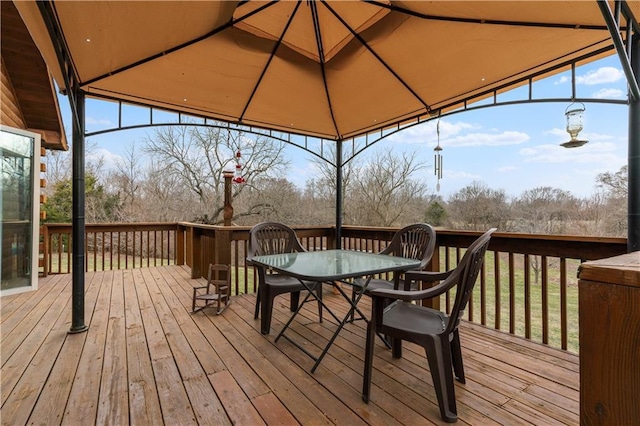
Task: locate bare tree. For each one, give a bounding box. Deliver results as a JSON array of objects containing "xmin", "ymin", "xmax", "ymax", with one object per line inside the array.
[
  {"xmin": 347, "ymin": 150, "xmax": 428, "ymax": 227},
  {"xmin": 109, "ymin": 143, "xmax": 144, "ymax": 221},
  {"xmin": 596, "ymin": 165, "xmax": 628, "ymax": 199},
  {"xmin": 234, "ymin": 177, "xmax": 304, "ymax": 225},
  {"xmin": 144, "ymin": 124, "xmax": 288, "ymax": 223},
  {"xmin": 512, "ymin": 186, "xmax": 579, "ymax": 282},
  {"xmin": 512, "ymin": 187, "xmax": 579, "ymax": 235},
  {"xmin": 305, "ymin": 145, "xmax": 356, "ymax": 225},
  {"xmin": 595, "ymin": 165, "xmax": 627, "ymax": 236},
  {"xmin": 447, "ymin": 181, "xmax": 509, "ymax": 230}
]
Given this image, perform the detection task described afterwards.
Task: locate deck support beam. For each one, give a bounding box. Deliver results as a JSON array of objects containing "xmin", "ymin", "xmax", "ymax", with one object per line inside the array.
[
  {"xmin": 629, "ymin": 32, "xmax": 640, "ymax": 252},
  {"xmin": 69, "ymin": 88, "xmax": 88, "ymax": 333}
]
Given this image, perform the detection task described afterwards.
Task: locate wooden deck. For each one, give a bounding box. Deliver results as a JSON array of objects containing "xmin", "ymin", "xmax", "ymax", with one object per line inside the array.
[{"xmin": 1, "ymin": 266, "xmax": 579, "ymax": 425}]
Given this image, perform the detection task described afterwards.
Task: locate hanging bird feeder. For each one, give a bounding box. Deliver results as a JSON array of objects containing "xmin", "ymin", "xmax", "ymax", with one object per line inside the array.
[{"xmin": 560, "ymin": 102, "xmax": 588, "ymax": 148}]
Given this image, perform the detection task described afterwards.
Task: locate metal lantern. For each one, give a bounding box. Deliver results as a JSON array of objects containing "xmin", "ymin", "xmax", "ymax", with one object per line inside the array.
[{"xmin": 561, "ymin": 102, "xmax": 588, "ymax": 148}]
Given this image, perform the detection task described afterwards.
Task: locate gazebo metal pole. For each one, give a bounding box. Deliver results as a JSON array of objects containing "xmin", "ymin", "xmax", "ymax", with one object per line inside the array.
[
  {"xmin": 69, "ymin": 88, "xmax": 88, "ymax": 333},
  {"xmin": 629, "ymin": 33, "xmax": 640, "ymax": 252},
  {"xmin": 336, "ymin": 140, "xmax": 343, "ymax": 249}
]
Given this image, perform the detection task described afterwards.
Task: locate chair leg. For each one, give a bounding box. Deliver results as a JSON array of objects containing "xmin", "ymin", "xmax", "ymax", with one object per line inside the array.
[
  {"xmin": 451, "ymin": 330, "xmax": 465, "ymax": 383},
  {"xmin": 289, "ymin": 291, "xmax": 300, "ymax": 312},
  {"xmin": 316, "ymin": 283, "xmax": 323, "ymax": 323},
  {"xmin": 425, "ymin": 336, "xmax": 458, "ymax": 423},
  {"xmin": 254, "ymin": 286, "xmax": 261, "ymax": 320},
  {"xmin": 261, "ymin": 288, "xmax": 274, "ymax": 335},
  {"xmin": 361, "ymin": 316, "xmax": 377, "ymax": 403},
  {"xmin": 391, "ymin": 336, "xmax": 403, "ymax": 358},
  {"xmin": 349, "ymin": 288, "xmax": 357, "ymax": 322}
]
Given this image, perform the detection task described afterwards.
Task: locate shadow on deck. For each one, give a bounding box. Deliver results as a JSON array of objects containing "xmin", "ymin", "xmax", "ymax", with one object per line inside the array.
[{"xmin": 1, "ymin": 266, "xmax": 578, "ymax": 425}]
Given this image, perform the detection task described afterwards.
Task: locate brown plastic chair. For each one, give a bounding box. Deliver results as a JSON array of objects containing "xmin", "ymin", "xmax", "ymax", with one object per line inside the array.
[
  {"xmin": 192, "ymin": 263, "xmax": 231, "ymax": 315},
  {"xmin": 350, "ymin": 223, "xmax": 436, "ymax": 320},
  {"xmin": 247, "ymin": 222, "xmax": 323, "ymax": 335},
  {"xmin": 362, "ymin": 228, "xmax": 496, "ymax": 423}
]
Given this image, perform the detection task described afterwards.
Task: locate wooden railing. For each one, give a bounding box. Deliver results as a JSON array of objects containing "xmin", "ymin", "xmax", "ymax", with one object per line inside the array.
[
  {"xmin": 41, "ymin": 222, "xmax": 627, "ymax": 353},
  {"xmin": 341, "ymin": 226, "xmax": 627, "ymax": 353},
  {"xmin": 41, "ymin": 223, "xmax": 179, "ymax": 275}
]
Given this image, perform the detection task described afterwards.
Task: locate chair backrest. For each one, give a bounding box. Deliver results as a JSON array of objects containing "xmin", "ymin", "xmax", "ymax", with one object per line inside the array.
[
  {"xmin": 381, "ymin": 223, "xmax": 436, "ymax": 270},
  {"xmin": 207, "ymin": 263, "xmax": 230, "ymax": 293},
  {"xmin": 444, "ymin": 228, "xmax": 496, "ymax": 335},
  {"xmin": 247, "ymin": 222, "xmax": 305, "ymax": 259}
]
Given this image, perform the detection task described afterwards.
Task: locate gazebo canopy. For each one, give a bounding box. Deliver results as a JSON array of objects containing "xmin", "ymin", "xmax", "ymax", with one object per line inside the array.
[
  {"xmin": 13, "ymin": 1, "xmax": 640, "ymax": 141},
  {"xmin": 11, "ymin": 0, "xmax": 640, "ymax": 332}
]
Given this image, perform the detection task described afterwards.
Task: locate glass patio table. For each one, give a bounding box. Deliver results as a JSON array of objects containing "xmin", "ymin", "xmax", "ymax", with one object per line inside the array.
[{"xmin": 250, "ymin": 249, "xmax": 422, "ymax": 372}]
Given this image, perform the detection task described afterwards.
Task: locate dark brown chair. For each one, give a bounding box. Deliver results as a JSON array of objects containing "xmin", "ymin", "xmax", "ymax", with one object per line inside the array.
[
  {"xmin": 192, "ymin": 263, "xmax": 231, "ymax": 315},
  {"xmin": 247, "ymin": 222, "xmax": 323, "ymax": 335},
  {"xmin": 362, "ymin": 228, "xmax": 496, "ymax": 423},
  {"xmin": 350, "ymin": 223, "xmax": 436, "ymax": 320}
]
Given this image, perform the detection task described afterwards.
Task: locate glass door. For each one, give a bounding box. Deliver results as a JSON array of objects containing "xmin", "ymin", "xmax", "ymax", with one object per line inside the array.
[{"xmin": 1, "ymin": 126, "xmax": 41, "ymax": 295}]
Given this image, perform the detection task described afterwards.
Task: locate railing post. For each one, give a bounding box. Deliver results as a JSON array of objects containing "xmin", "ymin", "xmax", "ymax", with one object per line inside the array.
[
  {"xmin": 223, "ymin": 171, "xmax": 234, "ymax": 226},
  {"xmin": 214, "ymin": 227, "xmax": 232, "ymax": 276},
  {"xmin": 327, "ymin": 228, "xmax": 336, "ymax": 250},
  {"xmin": 41, "ymin": 224, "xmax": 49, "ymax": 277},
  {"xmin": 190, "ymin": 226, "xmax": 202, "ymax": 279},
  {"xmin": 176, "ymin": 224, "xmax": 185, "ymax": 265}
]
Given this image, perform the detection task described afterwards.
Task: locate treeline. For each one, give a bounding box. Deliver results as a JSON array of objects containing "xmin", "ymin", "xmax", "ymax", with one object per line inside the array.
[{"xmin": 42, "ymin": 126, "xmax": 628, "ymax": 237}]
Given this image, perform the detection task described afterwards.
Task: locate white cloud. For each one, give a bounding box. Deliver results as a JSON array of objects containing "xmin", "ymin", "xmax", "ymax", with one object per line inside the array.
[
  {"xmin": 389, "ymin": 119, "xmax": 529, "ymax": 148},
  {"xmin": 555, "ymin": 67, "xmax": 624, "ymax": 86},
  {"xmin": 577, "ymin": 67, "xmax": 624, "ymax": 85},
  {"xmin": 85, "ymin": 116, "xmax": 112, "ymax": 126},
  {"xmin": 87, "ymin": 147, "xmax": 123, "ymax": 170},
  {"xmin": 545, "ymin": 127, "xmax": 615, "ymax": 144},
  {"xmin": 519, "ymin": 141, "xmax": 620, "ymax": 166},
  {"xmin": 444, "ymin": 170, "xmax": 481, "ymax": 180},
  {"xmin": 388, "ymin": 119, "xmax": 478, "ymax": 144},
  {"xmin": 443, "ymin": 130, "xmax": 529, "ymax": 147},
  {"xmin": 591, "ymin": 88, "xmax": 625, "ymax": 99}
]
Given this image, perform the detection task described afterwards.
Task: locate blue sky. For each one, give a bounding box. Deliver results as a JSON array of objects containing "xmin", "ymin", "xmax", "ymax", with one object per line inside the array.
[{"xmin": 65, "ymin": 54, "xmax": 629, "ymax": 199}]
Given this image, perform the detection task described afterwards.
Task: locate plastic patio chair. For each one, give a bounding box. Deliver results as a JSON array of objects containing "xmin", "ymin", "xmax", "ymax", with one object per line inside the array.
[
  {"xmin": 247, "ymin": 222, "xmax": 323, "ymax": 335},
  {"xmin": 362, "ymin": 228, "xmax": 496, "ymax": 423},
  {"xmin": 349, "ymin": 223, "xmax": 436, "ymax": 320}
]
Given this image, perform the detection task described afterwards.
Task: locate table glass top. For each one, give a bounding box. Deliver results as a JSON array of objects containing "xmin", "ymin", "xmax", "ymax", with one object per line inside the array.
[{"xmin": 250, "ymin": 249, "xmax": 421, "ymax": 281}]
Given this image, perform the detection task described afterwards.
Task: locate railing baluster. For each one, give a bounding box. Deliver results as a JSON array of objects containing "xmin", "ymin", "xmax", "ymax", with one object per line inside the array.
[
  {"xmin": 524, "ymin": 254, "xmax": 531, "ymax": 339},
  {"xmin": 541, "ymin": 255, "xmax": 549, "ymax": 344},
  {"xmin": 509, "ymin": 252, "xmax": 515, "ymax": 335},
  {"xmin": 480, "ymin": 257, "xmax": 486, "ymax": 325},
  {"xmin": 494, "ymin": 251, "xmax": 501, "ymax": 329},
  {"xmin": 110, "ymin": 231, "xmax": 113, "ymax": 270},
  {"xmin": 560, "ymin": 257, "xmax": 568, "ymax": 350},
  {"xmin": 118, "ymin": 232, "xmax": 122, "ymax": 269}
]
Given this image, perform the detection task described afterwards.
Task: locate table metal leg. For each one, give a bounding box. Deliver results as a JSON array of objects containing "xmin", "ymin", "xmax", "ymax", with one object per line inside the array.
[{"xmin": 275, "ymin": 276, "xmax": 390, "ymax": 373}]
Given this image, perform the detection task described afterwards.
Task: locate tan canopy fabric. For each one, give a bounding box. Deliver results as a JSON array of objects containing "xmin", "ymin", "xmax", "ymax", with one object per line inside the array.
[{"xmin": 13, "ymin": 0, "xmax": 639, "ymax": 141}]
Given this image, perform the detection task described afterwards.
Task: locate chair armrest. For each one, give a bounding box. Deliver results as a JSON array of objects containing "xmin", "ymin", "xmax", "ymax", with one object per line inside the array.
[
  {"xmin": 368, "ymin": 274, "xmax": 458, "ymax": 302},
  {"xmin": 404, "ymin": 269, "xmax": 453, "ymax": 283}
]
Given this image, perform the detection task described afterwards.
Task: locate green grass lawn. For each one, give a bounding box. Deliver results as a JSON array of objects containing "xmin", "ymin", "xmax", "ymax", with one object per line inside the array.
[{"xmin": 440, "ymin": 251, "xmax": 580, "ymax": 353}]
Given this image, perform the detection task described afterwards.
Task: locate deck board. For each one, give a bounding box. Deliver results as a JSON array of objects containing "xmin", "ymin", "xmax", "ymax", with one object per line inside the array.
[{"xmin": 0, "ymin": 266, "xmax": 579, "ymax": 425}]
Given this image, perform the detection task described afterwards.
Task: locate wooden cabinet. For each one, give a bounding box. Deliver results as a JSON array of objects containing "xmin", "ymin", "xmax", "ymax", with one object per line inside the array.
[{"xmin": 578, "ymin": 252, "xmax": 640, "ymax": 425}]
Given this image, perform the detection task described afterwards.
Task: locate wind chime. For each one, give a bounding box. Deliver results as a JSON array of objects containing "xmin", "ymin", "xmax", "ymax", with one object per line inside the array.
[
  {"xmin": 434, "ymin": 119, "xmax": 443, "ymax": 192},
  {"xmin": 232, "ymin": 149, "xmax": 246, "ymax": 184}
]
